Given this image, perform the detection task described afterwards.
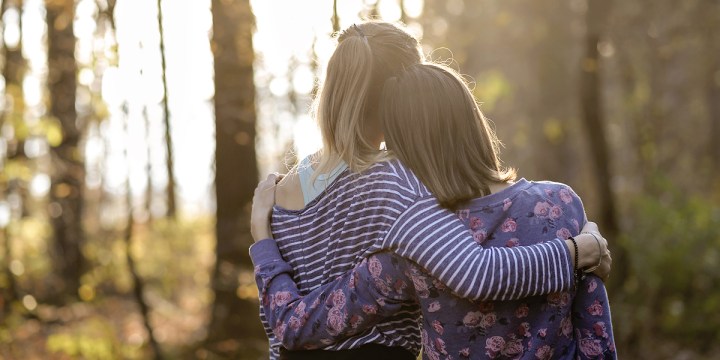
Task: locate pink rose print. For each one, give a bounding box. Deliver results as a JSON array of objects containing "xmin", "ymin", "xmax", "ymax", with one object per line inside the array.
[
  {"xmin": 502, "ymin": 338, "xmax": 524, "ymax": 357},
  {"xmin": 485, "ymin": 336, "xmax": 506, "ymax": 358},
  {"xmin": 481, "ymin": 312, "xmax": 497, "ymax": 328},
  {"xmin": 326, "ymin": 307, "xmax": 347, "ymax": 336},
  {"xmin": 587, "ymin": 299, "xmax": 604, "ymax": 316},
  {"xmin": 588, "ymin": 279, "xmax": 598, "ymax": 293},
  {"xmin": 556, "ymin": 227, "xmax": 572, "ymax": 240},
  {"xmin": 288, "ymin": 316, "xmax": 302, "ymax": 331},
  {"xmin": 537, "ymin": 328, "xmax": 547, "ymax": 339},
  {"xmin": 434, "ymin": 337, "xmax": 448, "ymax": 355},
  {"xmin": 579, "ymin": 338, "xmax": 603, "ymax": 357},
  {"xmin": 459, "ymin": 347, "xmax": 471, "ymax": 357},
  {"xmin": 393, "ymin": 279, "xmax": 407, "ymax": 293},
  {"xmin": 545, "ymin": 188, "xmax": 554, "ymax": 196},
  {"xmin": 350, "ymin": 314, "xmax": 363, "ymax": 329},
  {"xmin": 456, "ymin": 209, "xmax": 470, "ymax": 220},
  {"xmin": 503, "ymin": 198, "xmax": 512, "ymax": 211},
  {"xmin": 594, "ymin": 321, "xmax": 608, "ymax": 338},
  {"xmin": 560, "ymin": 316, "xmax": 573, "ymax": 338},
  {"xmin": 463, "ymin": 311, "xmax": 483, "ymax": 328},
  {"xmin": 426, "ymin": 348, "xmax": 441, "ymax": 360},
  {"xmin": 274, "ymin": 291, "xmax": 292, "ymax": 307},
  {"xmin": 547, "ymin": 292, "xmax": 562, "ymax": 307},
  {"xmin": 559, "ymin": 188, "xmax": 573, "ymax": 204},
  {"xmin": 572, "ymin": 218, "xmax": 580, "ymax": 233},
  {"xmin": 294, "ymin": 301, "xmax": 306, "ymax": 316},
  {"xmin": 432, "ymin": 278, "xmax": 447, "ymax": 291},
  {"xmin": 535, "ymin": 345, "xmax": 554, "ymax": 360},
  {"xmin": 515, "ymin": 303, "xmax": 529, "ymax": 318},
  {"xmin": 428, "ymin": 301, "xmax": 442, "ymax": 313},
  {"xmin": 373, "ymin": 277, "xmax": 391, "ymax": 296},
  {"xmin": 473, "ymin": 229, "xmax": 487, "ymax": 244},
  {"xmin": 273, "ymin": 323, "xmax": 287, "ymax": 339},
  {"xmin": 560, "ymin": 292, "xmax": 571, "ymax": 307},
  {"xmin": 330, "ymin": 289, "xmax": 346, "ymax": 308},
  {"xmin": 349, "ymin": 272, "xmax": 357, "ymax": 289},
  {"xmin": 470, "ymin": 216, "xmax": 484, "ymax": 230},
  {"xmin": 478, "ymin": 301, "xmax": 494, "ymax": 313},
  {"xmin": 410, "ymin": 272, "xmax": 430, "ymax": 298},
  {"xmin": 432, "ymin": 320, "xmax": 444, "ymax": 335},
  {"xmin": 549, "ymin": 205, "xmax": 563, "ymax": 219},
  {"xmin": 506, "ymin": 238, "xmax": 520, "ymax": 247},
  {"xmin": 517, "ymin": 322, "xmax": 531, "ymax": 337},
  {"xmin": 501, "ymin": 218, "xmax": 518, "ymax": 232},
  {"xmin": 534, "ymin": 201, "xmax": 551, "ymax": 217},
  {"xmin": 362, "ymin": 304, "xmax": 377, "ymax": 314},
  {"xmin": 368, "ymin": 257, "xmax": 383, "ymax": 278}
]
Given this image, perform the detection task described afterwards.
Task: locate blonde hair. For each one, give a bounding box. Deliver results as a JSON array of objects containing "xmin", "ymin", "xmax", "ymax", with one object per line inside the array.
[
  {"xmin": 313, "ymin": 21, "xmax": 423, "ymax": 176},
  {"xmin": 379, "ymin": 63, "xmax": 517, "ymax": 209}
]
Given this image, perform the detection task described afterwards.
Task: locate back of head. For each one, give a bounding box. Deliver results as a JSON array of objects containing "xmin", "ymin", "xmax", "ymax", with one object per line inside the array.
[
  {"xmin": 314, "ymin": 21, "xmax": 423, "ymax": 175},
  {"xmin": 380, "ymin": 63, "xmax": 516, "ymax": 209}
]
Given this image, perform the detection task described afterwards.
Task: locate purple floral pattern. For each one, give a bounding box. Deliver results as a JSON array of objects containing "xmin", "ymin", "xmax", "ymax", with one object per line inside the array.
[{"xmin": 255, "ymin": 181, "xmax": 616, "ymax": 358}]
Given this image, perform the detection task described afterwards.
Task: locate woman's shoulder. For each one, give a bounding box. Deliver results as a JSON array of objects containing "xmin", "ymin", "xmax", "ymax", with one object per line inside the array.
[{"xmin": 525, "ymin": 180, "xmax": 582, "ymax": 201}]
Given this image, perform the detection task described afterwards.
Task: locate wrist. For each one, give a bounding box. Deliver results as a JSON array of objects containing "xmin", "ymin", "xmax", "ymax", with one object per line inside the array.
[
  {"xmin": 575, "ymin": 233, "xmax": 600, "ymax": 268},
  {"xmin": 250, "ymin": 223, "xmax": 272, "ymax": 242}
]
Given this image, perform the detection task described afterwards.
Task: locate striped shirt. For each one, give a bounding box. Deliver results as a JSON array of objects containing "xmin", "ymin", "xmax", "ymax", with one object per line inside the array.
[{"xmin": 252, "ymin": 159, "xmax": 573, "ymax": 358}]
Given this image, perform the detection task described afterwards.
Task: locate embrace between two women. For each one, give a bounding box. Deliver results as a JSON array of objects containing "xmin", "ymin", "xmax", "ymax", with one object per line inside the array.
[{"xmin": 249, "ymin": 21, "xmax": 616, "ymax": 360}]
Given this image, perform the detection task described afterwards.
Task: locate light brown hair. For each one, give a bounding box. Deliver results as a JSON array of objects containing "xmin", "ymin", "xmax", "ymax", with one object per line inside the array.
[
  {"xmin": 313, "ymin": 21, "xmax": 423, "ymax": 176},
  {"xmin": 380, "ymin": 63, "xmax": 517, "ymax": 209}
]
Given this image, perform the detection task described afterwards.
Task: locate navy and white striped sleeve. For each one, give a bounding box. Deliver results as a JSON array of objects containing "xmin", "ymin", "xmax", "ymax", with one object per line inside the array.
[{"xmin": 382, "ymin": 197, "xmax": 574, "ymax": 301}]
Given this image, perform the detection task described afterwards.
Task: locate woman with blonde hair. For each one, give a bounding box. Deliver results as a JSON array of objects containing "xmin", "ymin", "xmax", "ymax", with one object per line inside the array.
[
  {"xmin": 251, "ymin": 22, "xmax": 611, "ymax": 359},
  {"xmin": 252, "ymin": 63, "xmax": 616, "ymax": 359}
]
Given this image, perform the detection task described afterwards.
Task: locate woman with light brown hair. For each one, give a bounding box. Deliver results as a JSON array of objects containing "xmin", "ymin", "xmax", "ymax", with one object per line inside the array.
[{"xmin": 250, "ymin": 22, "xmax": 611, "ymax": 360}]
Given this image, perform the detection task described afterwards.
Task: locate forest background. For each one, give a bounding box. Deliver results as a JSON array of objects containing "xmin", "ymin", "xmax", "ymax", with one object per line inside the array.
[{"xmin": 0, "ymin": 0, "xmax": 718, "ymax": 359}]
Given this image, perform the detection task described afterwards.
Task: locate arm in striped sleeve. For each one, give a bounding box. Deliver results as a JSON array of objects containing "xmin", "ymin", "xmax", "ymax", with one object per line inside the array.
[
  {"xmin": 382, "ymin": 197, "xmax": 575, "ymax": 301},
  {"xmin": 250, "ymin": 239, "xmax": 415, "ymax": 350}
]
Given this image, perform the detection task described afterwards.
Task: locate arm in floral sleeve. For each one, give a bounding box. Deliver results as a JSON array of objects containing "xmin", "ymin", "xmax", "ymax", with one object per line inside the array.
[
  {"xmin": 250, "ymin": 239, "xmax": 416, "ymax": 350},
  {"xmin": 572, "ymin": 274, "xmax": 617, "ymax": 359}
]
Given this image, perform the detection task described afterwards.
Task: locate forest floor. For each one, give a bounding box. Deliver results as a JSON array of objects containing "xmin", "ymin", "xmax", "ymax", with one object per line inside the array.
[{"xmin": 0, "ymin": 295, "xmax": 269, "ymax": 360}]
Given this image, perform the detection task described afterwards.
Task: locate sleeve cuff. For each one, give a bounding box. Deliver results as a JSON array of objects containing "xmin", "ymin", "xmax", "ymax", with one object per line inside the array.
[{"xmin": 249, "ymin": 238, "xmax": 284, "ymax": 267}]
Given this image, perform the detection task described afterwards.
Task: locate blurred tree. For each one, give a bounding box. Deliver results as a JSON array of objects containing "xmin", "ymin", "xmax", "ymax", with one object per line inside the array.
[
  {"xmin": 332, "ymin": 0, "xmax": 340, "ymax": 33},
  {"xmin": 120, "ymin": 102, "xmax": 163, "ymax": 360},
  {"xmin": 207, "ymin": 0, "xmax": 265, "ymax": 353},
  {"xmin": 0, "ymin": 0, "xmax": 25, "ymax": 311},
  {"xmin": 581, "ymin": 0, "xmax": 619, "ymax": 240},
  {"xmin": 46, "ymin": 0, "xmax": 85, "ymax": 301},
  {"xmin": 156, "ymin": 0, "xmax": 177, "ymax": 219}
]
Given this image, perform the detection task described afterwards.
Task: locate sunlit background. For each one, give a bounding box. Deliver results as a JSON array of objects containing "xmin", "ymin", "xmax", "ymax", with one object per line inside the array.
[{"xmin": 1, "ymin": 0, "xmax": 719, "ymax": 359}]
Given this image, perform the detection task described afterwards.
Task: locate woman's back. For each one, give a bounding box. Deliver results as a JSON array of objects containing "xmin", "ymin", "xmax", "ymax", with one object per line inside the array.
[{"xmin": 372, "ymin": 180, "xmax": 615, "ymax": 359}]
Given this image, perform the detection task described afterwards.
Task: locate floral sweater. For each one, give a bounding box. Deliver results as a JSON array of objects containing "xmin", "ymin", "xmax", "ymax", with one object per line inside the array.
[
  {"xmin": 252, "ymin": 179, "xmax": 616, "ymax": 359},
  {"xmin": 253, "ymin": 160, "xmax": 575, "ymax": 358}
]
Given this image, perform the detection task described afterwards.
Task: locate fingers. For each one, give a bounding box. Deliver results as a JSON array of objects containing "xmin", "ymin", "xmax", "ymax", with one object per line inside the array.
[
  {"xmin": 255, "ymin": 174, "xmax": 278, "ymax": 193},
  {"xmin": 581, "ymin": 221, "xmax": 599, "ymax": 235},
  {"xmin": 593, "ymin": 247, "xmax": 612, "ymax": 282}
]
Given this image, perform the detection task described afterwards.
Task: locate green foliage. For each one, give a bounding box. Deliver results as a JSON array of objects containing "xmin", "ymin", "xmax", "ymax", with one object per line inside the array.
[
  {"xmin": 472, "ymin": 70, "xmax": 512, "ymax": 111},
  {"xmin": 46, "ymin": 317, "xmax": 142, "ymax": 360},
  {"xmin": 615, "ymin": 183, "xmax": 720, "ymax": 351}
]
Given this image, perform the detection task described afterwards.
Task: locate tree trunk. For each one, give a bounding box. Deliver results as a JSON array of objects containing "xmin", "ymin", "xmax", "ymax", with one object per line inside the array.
[
  {"xmin": 143, "ymin": 106, "xmax": 154, "ymax": 220},
  {"xmin": 47, "ymin": 0, "xmax": 85, "ymax": 301},
  {"xmin": 582, "ymin": 0, "xmax": 626, "ymax": 288},
  {"xmin": 207, "ymin": 0, "xmax": 265, "ymax": 354},
  {"xmin": 0, "ymin": 0, "xmax": 25, "ymax": 309},
  {"xmin": 156, "ymin": 0, "xmax": 177, "ymax": 219},
  {"xmin": 121, "ymin": 103, "xmax": 163, "ymax": 360},
  {"xmin": 705, "ymin": 3, "xmax": 720, "ymax": 189},
  {"xmin": 332, "ymin": 0, "xmax": 340, "ymax": 33}
]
